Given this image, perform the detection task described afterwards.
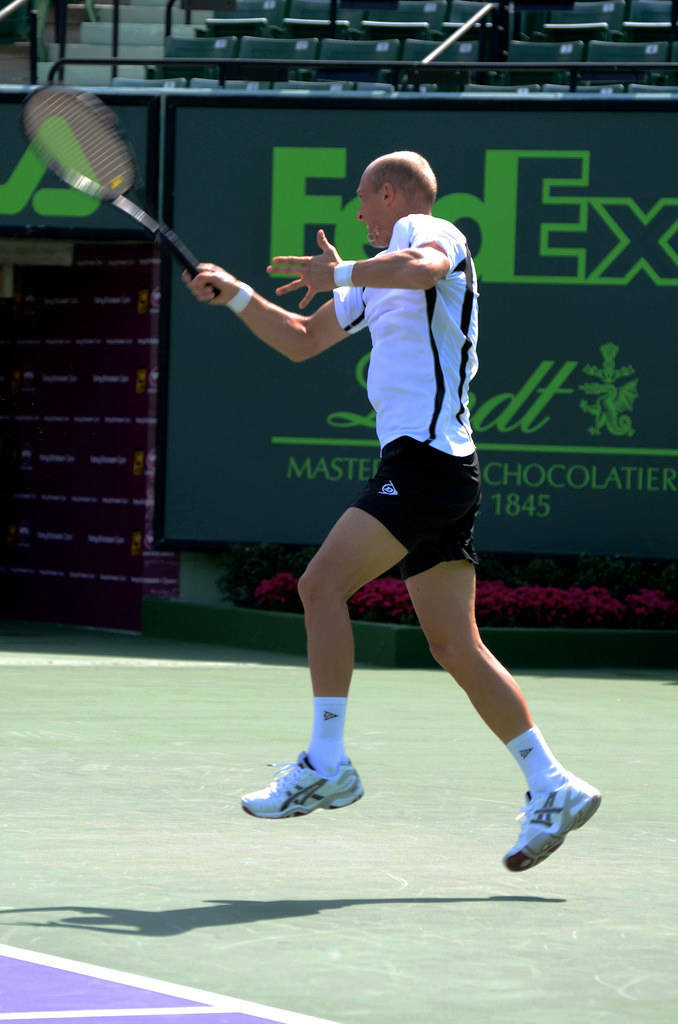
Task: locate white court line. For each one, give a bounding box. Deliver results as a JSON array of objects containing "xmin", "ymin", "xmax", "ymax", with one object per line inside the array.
[
  {"xmin": 1, "ymin": 1012, "xmax": 233, "ymax": 1020},
  {"xmin": 0, "ymin": 945, "xmax": 341, "ymax": 1024},
  {"xmin": 0, "ymin": 657, "xmax": 298, "ymax": 670},
  {"xmin": 1, "ymin": 1012, "xmax": 235, "ymax": 1020}
]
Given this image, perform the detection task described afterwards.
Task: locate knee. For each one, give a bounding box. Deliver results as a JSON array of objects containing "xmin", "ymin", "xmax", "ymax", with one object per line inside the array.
[
  {"xmin": 427, "ymin": 634, "xmax": 486, "ymax": 681},
  {"xmin": 297, "ymin": 564, "xmax": 343, "ymax": 610}
]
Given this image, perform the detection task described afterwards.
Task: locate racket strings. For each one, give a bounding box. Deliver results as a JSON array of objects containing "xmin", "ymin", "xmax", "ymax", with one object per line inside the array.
[{"xmin": 24, "ymin": 90, "xmax": 135, "ymax": 200}]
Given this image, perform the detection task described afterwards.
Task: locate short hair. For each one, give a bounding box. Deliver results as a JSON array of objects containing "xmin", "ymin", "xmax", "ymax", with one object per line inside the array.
[{"xmin": 365, "ymin": 151, "xmax": 437, "ymax": 207}]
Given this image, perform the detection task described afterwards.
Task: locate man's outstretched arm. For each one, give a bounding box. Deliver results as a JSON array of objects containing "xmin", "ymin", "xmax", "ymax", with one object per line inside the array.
[{"xmin": 183, "ymin": 263, "xmax": 348, "ymax": 363}]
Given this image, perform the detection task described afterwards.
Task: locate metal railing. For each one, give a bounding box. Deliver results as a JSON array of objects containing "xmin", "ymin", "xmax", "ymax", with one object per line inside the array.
[{"xmin": 44, "ymin": 55, "xmax": 678, "ymax": 93}]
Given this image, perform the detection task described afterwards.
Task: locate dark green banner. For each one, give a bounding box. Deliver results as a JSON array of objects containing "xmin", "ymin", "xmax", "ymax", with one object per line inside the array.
[
  {"xmin": 0, "ymin": 93, "xmax": 156, "ymax": 231},
  {"xmin": 159, "ymin": 98, "xmax": 677, "ymax": 557}
]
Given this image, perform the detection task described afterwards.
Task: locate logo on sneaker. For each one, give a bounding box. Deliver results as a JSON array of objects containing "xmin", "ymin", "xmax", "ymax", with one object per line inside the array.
[
  {"xmin": 378, "ymin": 480, "xmax": 398, "ymax": 495},
  {"xmin": 323, "ymin": 711, "xmax": 338, "ymax": 721},
  {"xmin": 530, "ymin": 791, "xmax": 564, "ymax": 828},
  {"xmin": 280, "ymin": 778, "xmax": 328, "ymax": 813},
  {"xmin": 519, "ymin": 747, "xmax": 533, "ymax": 759}
]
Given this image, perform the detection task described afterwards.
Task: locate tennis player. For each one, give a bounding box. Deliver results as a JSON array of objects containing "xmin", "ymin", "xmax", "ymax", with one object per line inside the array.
[{"xmin": 184, "ymin": 151, "xmax": 601, "ymax": 871}]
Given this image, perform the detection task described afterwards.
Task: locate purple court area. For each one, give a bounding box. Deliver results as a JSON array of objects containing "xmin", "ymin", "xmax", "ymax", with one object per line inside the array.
[{"xmin": 0, "ymin": 954, "xmax": 288, "ymax": 1024}]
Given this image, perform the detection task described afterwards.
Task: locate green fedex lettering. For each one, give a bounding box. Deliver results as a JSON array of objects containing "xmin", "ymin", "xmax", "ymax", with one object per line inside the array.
[
  {"xmin": 0, "ymin": 141, "xmax": 99, "ymax": 218},
  {"xmin": 270, "ymin": 147, "xmax": 365, "ymax": 265}
]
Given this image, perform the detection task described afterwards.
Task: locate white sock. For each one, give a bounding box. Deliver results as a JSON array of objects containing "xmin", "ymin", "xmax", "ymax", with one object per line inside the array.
[
  {"xmin": 506, "ymin": 725, "xmax": 567, "ymax": 793},
  {"xmin": 307, "ymin": 697, "xmax": 348, "ymax": 778}
]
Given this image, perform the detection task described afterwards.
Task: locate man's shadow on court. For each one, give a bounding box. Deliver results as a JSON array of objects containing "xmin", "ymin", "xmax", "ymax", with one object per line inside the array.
[{"xmin": 0, "ymin": 896, "xmax": 565, "ymax": 937}]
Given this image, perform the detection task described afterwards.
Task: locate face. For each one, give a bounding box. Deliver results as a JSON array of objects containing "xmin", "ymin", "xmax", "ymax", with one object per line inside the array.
[{"xmin": 356, "ymin": 170, "xmax": 393, "ymax": 249}]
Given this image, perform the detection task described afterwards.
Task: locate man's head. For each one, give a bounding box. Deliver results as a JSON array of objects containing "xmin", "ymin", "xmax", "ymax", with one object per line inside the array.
[{"xmin": 356, "ymin": 151, "xmax": 437, "ymax": 248}]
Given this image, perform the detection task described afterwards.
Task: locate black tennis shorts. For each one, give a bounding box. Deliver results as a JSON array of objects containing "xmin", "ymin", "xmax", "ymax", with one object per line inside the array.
[{"xmin": 350, "ymin": 435, "xmax": 481, "ymax": 579}]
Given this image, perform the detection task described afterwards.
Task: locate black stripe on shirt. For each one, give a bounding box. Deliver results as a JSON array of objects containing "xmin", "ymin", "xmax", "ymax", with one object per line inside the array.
[
  {"xmin": 425, "ymin": 286, "xmax": 445, "ymax": 443},
  {"xmin": 455, "ymin": 246, "xmax": 475, "ymax": 428}
]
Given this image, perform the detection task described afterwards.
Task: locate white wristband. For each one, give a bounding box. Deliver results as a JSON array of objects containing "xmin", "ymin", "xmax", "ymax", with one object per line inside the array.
[
  {"xmin": 333, "ymin": 261, "xmax": 356, "ymax": 288},
  {"xmin": 226, "ymin": 282, "xmax": 254, "ymax": 313}
]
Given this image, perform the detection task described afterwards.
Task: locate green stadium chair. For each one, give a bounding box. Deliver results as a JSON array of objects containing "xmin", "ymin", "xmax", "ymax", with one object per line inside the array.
[
  {"xmin": 160, "ymin": 35, "xmax": 237, "ymax": 79},
  {"xmin": 586, "ymin": 38, "xmax": 669, "ymax": 83},
  {"xmin": 627, "ymin": 80, "xmax": 678, "ymax": 91},
  {"xmin": 400, "ymin": 37, "xmax": 479, "ymax": 61},
  {"xmin": 270, "ymin": 78, "xmax": 355, "ymax": 90},
  {"xmin": 623, "ymin": 1, "xmax": 675, "ymax": 41},
  {"xmin": 282, "ymin": 0, "xmax": 353, "ymax": 39},
  {"xmin": 37, "ymin": 61, "xmax": 117, "ymax": 86},
  {"xmin": 202, "ymin": 0, "xmax": 286, "ymax": 39},
  {"xmin": 317, "ymin": 36, "xmax": 402, "ymax": 84},
  {"xmin": 361, "ymin": 2, "xmax": 448, "ymax": 41},
  {"xmin": 542, "ymin": 81, "xmax": 626, "ymax": 92},
  {"xmin": 463, "ymin": 82, "xmax": 541, "ymax": 92},
  {"xmin": 354, "ymin": 80, "xmax": 395, "ymax": 92},
  {"xmin": 442, "ymin": 0, "xmax": 500, "ymax": 38},
  {"xmin": 504, "ymin": 39, "xmax": 585, "ymax": 85},
  {"xmin": 238, "ymin": 34, "xmax": 320, "ymax": 59},
  {"xmin": 400, "ymin": 37, "xmax": 479, "ymax": 90},
  {"xmin": 189, "ymin": 77, "xmax": 272, "ymax": 88},
  {"xmin": 540, "ymin": 2, "xmax": 626, "ymax": 43},
  {"xmin": 318, "ymin": 36, "xmax": 402, "ymax": 60},
  {"xmin": 111, "ymin": 76, "xmax": 189, "ymax": 87}
]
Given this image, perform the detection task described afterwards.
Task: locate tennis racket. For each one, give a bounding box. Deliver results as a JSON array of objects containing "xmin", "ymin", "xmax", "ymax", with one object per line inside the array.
[{"xmin": 22, "ymin": 86, "xmax": 213, "ymax": 287}]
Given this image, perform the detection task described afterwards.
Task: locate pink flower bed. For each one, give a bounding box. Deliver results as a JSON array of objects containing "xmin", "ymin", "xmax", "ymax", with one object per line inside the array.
[{"xmin": 253, "ymin": 573, "xmax": 678, "ymax": 630}]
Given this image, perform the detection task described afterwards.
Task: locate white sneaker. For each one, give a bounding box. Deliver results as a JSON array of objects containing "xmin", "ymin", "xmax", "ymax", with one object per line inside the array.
[
  {"xmin": 241, "ymin": 752, "xmax": 364, "ymax": 819},
  {"xmin": 503, "ymin": 774, "xmax": 601, "ymax": 872}
]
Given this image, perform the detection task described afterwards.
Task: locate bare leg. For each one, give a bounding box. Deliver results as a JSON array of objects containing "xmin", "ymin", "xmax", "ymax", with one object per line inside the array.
[
  {"xmin": 406, "ymin": 560, "xmax": 533, "ymax": 744},
  {"xmin": 297, "ymin": 507, "xmax": 407, "ymax": 697}
]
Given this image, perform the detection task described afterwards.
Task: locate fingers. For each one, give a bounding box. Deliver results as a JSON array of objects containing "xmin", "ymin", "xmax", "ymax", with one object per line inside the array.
[
  {"xmin": 268, "ymin": 256, "xmax": 309, "ymax": 274},
  {"xmin": 274, "ymin": 277, "xmax": 305, "ymax": 296}
]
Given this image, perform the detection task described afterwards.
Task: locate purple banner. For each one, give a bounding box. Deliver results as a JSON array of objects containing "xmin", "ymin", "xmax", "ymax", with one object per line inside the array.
[{"xmin": 1, "ymin": 244, "xmax": 179, "ymax": 630}]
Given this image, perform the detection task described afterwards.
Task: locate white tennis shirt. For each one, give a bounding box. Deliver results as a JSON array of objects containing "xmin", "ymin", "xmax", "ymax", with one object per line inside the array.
[{"xmin": 333, "ymin": 213, "xmax": 479, "ymax": 457}]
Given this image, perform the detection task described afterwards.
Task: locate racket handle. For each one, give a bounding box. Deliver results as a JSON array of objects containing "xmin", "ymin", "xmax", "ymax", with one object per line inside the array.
[{"xmin": 159, "ymin": 226, "xmax": 220, "ymax": 298}]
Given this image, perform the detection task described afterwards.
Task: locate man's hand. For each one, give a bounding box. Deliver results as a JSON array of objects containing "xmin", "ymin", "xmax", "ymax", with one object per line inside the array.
[
  {"xmin": 268, "ymin": 229, "xmax": 342, "ymax": 309},
  {"xmin": 182, "ymin": 263, "xmax": 240, "ymax": 305}
]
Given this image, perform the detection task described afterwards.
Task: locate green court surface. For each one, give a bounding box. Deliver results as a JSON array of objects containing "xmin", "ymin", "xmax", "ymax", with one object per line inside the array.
[{"xmin": 1, "ymin": 620, "xmax": 676, "ymax": 1023}]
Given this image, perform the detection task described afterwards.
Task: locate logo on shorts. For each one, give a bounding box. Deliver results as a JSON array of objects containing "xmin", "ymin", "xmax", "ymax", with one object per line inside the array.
[{"xmin": 378, "ymin": 480, "xmax": 398, "ymax": 496}]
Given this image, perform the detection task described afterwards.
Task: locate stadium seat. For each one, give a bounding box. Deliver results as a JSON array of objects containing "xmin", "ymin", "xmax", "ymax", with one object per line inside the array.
[
  {"xmin": 270, "ymin": 78, "xmax": 355, "ymax": 90},
  {"xmin": 189, "ymin": 77, "xmax": 271, "ymax": 88},
  {"xmin": 317, "ymin": 36, "xmax": 401, "ymax": 81},
  {"xmin": 586, "ymin": 38, "xmax": 669, "ymax": 83},
  {"xmin": 360, "ymin": 2, "xmax": 448, "ymax": 41},
  {"xmin": 37, "ymin": 61, "xmax": 118, "ymax": 85},
  {"xmin": 540, "ymin": 2, "xmax": 626, "ymax": 43},
  {"xmin": 463, "ymin": 82, "xmax": 541, "ymax": 92},
  {"xmin": 202, "ymin": 0, "xmax": 286, "ymax": 39},
  {"xmin": 160, "ymin": 35, "xmax": 237, "ymax": 79},
  {"xmin": 623, "ymin": 1, "xmax": 675, "ymax": 41},
  {"xmin": 542, "ymin": 80, "xmax": 626, "ymax": 92},
  {"xmin": 443, "ymin": 0, "xmax": 495, "ymax": 35},
  {"xmin": 238, "ymin": 34, "xmax": 319, "ymax": 59},
  {"xmin": 282, "ymin": 0, "xmax": 353, "ymax": 39},
  {"xmin": 627, "ymin": 80, "xmax": 678, "ymax": 91},
  {"xmin": 111, "ymin": 76, "xmax": 189, "ymax": 87},
  {"xmin": 504, "ymin": 39, "xmax": 585, "ymax": 85},
  {"xmin": 400, "ymin": 37, "xmax": 479, "ymax": 60},
  {"xmin": 400, "ymin": 37, "xmax": 479, "ymax": 90}
]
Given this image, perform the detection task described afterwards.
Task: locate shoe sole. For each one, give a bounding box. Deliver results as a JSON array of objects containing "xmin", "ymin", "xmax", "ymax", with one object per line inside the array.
[
  {"xmin": 242, "ymin": 787, "xmax": 364, "ymax": 819},
  {"xmin": 503, "ymin": 791, "xmax": 602, "ymax": 872}
]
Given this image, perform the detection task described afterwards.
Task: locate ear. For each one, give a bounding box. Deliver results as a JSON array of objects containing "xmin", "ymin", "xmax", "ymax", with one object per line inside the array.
[{"xmin": 381, "ymin": 182, "xmax": 396, "ymax": 205}]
